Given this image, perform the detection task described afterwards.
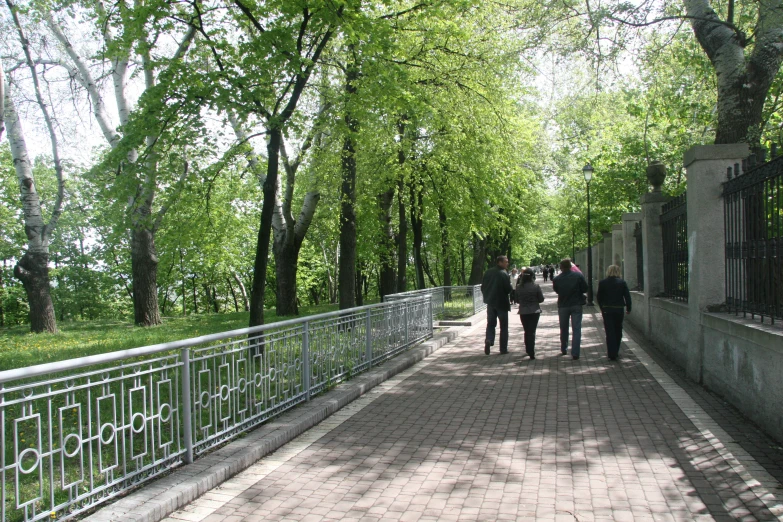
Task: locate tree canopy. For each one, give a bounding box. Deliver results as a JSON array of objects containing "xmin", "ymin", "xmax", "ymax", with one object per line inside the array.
[{"xmin": 2, "ymin": 0, "xmax": 781, "ymax": 331}]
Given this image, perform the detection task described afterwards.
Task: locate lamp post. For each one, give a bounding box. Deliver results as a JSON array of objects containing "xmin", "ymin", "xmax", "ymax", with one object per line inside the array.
[{"xmin": 583, "ymin": 163, "xmax": 594, "ymax": 306}]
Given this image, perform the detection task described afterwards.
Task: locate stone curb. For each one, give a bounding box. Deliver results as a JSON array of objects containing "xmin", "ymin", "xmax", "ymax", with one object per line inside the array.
[{"xmin": 83, "ymin": 325, "xmax": 471, "ymax": 522}]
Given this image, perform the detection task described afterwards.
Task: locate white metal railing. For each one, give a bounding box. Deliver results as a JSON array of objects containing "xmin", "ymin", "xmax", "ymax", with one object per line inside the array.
[
  {"xmin": 384, "ymin": 285, "xmax": 485, "ymax": 319},
  {"xmin": 0, "ymin": 296, "xmax": 432, "ymax": 522}
]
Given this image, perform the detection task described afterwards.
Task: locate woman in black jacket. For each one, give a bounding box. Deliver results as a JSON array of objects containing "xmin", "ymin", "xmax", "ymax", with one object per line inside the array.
[
  {"xmin": 516, "ymin": 268, "xmax": 545, "ymax": 359},
  {"xmin": 596, "ymin": 265, "xmax": 632, "ymax": 360}
]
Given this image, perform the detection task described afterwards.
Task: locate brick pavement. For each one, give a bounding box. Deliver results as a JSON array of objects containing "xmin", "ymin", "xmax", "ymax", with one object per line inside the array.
[{"xmin": 162, "ymin": 283, "xmax": 783, "ymax": 522}]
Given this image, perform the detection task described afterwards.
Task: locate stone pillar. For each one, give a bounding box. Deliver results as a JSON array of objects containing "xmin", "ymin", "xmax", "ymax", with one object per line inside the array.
[
  {"xmin": 621, "ymin": 213, "xmax": 641, "ymax": 289},
  {"xmin": 601, "ymin": 231, "xmax": 612, "ymax": 279},
  {"xmin": 641, "ymin": 190, "xmax": 668, "ymax": 337},
  {"xmin": 612, "ymin": 224, "xmax": 623, "ymax": 271},
  {"xmin": 684, "ymin": 144, "xmax": 749, "ymax": 383}
]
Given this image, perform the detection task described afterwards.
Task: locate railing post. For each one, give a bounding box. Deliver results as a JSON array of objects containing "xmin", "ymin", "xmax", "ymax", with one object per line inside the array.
[
  {"xmin": 365, "ymin": 310, "xmax": 373, "ymax": 368},
  {"xmin": 428, "ymin": 297, "xmax": 434, "ymax": 334},
  {"xmin": 180, "ymin": 348, "xmax": 194, "ymax": 464},
  {"xmin": 303, "ymin": 322, "xmax": 311, "ymax": 401},
  {"xmin": 404, "ymin": 304, "xmax": 409, "ymax": 345}
]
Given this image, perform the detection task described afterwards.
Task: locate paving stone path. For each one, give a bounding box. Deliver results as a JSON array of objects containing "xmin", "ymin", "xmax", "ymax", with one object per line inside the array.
[{"xmin": 164, "ymin": 284, "xmax": 783, "ymax": 522}]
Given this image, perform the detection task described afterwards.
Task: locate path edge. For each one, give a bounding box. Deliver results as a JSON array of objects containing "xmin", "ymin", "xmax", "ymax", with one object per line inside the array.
[{"xmin": 83, "ymin": 326, "xmax": 471, "ymax": 522}]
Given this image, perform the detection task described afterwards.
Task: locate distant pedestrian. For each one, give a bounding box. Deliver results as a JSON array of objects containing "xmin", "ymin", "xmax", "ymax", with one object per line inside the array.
[
  {"xmin": 552, "ymin": 258, "xmax": 588, "ymax": 359},
  {"xmin": 543, "ymin": 266, "xmax": 549, "ymax": 282},
  {"xmin": 596, "ymin": 265, "xmax": 632, "ymax": 361},
  {"xmin": 481, "ymin": 255, "xmax": 513, "ymax": 355},
  {"xmin": 548, "ymin": 265, "xmax": 555, "ymax": 281},
  {"xmin": 515, "ymin": 268, "xmax": 544, "ymax": 359},
  {"xmin": 509, "ymin": 268, "xmax": 519, "ymax": 304}
]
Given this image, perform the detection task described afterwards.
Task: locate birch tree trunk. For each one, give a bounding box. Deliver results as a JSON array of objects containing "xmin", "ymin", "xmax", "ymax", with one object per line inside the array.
[
  {"xmin": 685, "ymin": 0, "xmax": 783, "ymax": 144},
  {"xmin": 4, "ymin": 93, "xmax": 57, "ymax": 332},
  {"xmin": 232, "ymin": 272, "xmax": 249, "ymax": 311}
]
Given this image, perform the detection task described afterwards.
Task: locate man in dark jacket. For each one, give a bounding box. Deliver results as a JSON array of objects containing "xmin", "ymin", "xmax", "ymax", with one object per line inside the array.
[
  {"xmin": 481, "ymin": 255, "xmax": 513, "ymax": 355},
  {"xmin": 552, "ymin": 258, "xmax": 588, "ymax": 359}
]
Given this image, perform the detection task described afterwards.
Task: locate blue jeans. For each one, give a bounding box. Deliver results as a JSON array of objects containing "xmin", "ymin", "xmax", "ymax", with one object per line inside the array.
[
  {"xmin": 485, "ymin": 305, "xmax": 509, "ymax": 352},
  {"xmin": 558, "ymin": 305, "xmax": 583, "ymax": 356}
]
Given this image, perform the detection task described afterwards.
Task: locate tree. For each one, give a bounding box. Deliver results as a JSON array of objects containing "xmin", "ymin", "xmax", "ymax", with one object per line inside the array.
[
  {"xmin": 4, "ymin": 0, "xmax": 69, "ymax": 332},
  {"xmin": 587, "ymin": 0, "xmax": 783, "ymax": 145},
  {"xmin": 43, "ymin": 4, "xmax": 197, "ymax": 325}
]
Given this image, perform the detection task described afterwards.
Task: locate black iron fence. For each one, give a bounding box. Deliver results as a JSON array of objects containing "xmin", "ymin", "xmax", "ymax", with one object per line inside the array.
[
  {"xmin": 634, "ymin": 222, "xmax": 644, "ymax": 291},
  {"xmin": 661, "ymin": 193, "xmax": 688, "ymax": 301},
  {"xmin": 723, "ymin": 151, "xmax": 783, "ymax": 324}
]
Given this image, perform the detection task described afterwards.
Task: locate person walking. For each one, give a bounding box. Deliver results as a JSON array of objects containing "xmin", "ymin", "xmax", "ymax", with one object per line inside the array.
[
  {"xmin": 548, "ymin": 265, "xmax": 555, "ymax": 281},
  {"xmin": 481, "ymin": 255, "xmax": 513, "ymax": 355},
  {"xmin": 552, "ymin": 258, "xmax": 588, "ymax": 359},
  {"xmin": 596, "ymin": 264, "xmax": 632, "ymax": 360},
  {"xmin": 509, "ymin": 268, "xmax": 519, "ymax": 304},
  {"xmin": 516, "ymin": 268, "xmax": 544, "ymax": 359},
  {"xmin": 542, "ymin": 265, "xmax": 549, "ymax": 282}
]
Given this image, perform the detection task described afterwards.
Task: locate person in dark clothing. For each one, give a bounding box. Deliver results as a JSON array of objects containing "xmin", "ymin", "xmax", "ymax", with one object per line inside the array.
[
  {"xmin": 548, "ymin": 265, "xmax": 555, "ymax": 281},
  {"xmin": 481, "ymin": 255, "xmax": 513, "ymax": 355},
  {"xmin": 515, "ymin": 268, "xmax": 544, "ymax": 359},
  {"xmin": 542, "ymin": 265, "xmax": 549, "ymax": 282},
  {"xmin": 596, "ymin": 264, "xmax": 632, "ymax": 360},
  {"xmin": 552, "ymin": 258, "xmax": 588, "ymax": 359}
]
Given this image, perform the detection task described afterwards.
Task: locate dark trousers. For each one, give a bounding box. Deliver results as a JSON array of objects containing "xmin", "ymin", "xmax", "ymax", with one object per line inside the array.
[
  {"xmin": 602, "ymin": 310, "xmax": 625, "ymax": 358},
  {"xmin": 519, "ymin": 313, "xmax": 541, "ymax": 356},
  {"xmin": 485, "ymin": 305, "xmax": 509, "ymax": 352}
]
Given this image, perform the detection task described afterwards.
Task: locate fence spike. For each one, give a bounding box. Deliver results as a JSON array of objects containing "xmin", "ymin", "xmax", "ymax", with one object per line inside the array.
[
  {"xmin": 727, "ymin": 166, "xmax": 732, "ymax": 180},
  {"xmin": 734, "ymin": 163, "xmax": 740, "ymax": 177},
  {"xmin": 742, "ymin": 159, "xmax": 748, "ymax": 172}
]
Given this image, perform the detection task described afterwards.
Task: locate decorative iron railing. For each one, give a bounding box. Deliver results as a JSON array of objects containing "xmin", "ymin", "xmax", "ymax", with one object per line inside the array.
[
  {"xmin": 723, "ymin": 152, "xmax": 783, "ymax": 323},
  {"xmin": 634, "ymin": 222, "xmax": 644, "ymax": 291},
  {"xmin": 0, "ymin": 296, "xmax": 433, "ymax": 522},
  {"xmin": 661, "ymin": 193, "xmax": 689, "ymax": 301},
  {"xmin": 383, "ymin": 285, "xmax": 485, "ymax": 319}
]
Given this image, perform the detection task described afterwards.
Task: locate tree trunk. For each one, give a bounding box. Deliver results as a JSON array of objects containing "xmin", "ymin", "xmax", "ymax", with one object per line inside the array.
[
  {"xmin": 439, "ymin": 205, "xmax": 452, "ymax": 288},
  {"xmin": 191, "ymin": 274, "xmax": 198, "ymax": 314},
  {"xmin": 275, "ymin": 240, "xmax": 301, "ymax": 316},
  {"xmin": 410, "ymin": 181, "xmax": 425, "ymax": 290},
  {"xmin": 686, "ymin": 0, "xmax": 783, "ymax": 145},
  {"xmin": 377, "ymin": 188, "xmax": 397, "ymax": 299},
  {"xmin": 355, "ymin": 264, "xmax": 364, "ymax": 306},
  {"xmin": 0, "ymin": 265, "xmax": 4, "ymax": 327},
  {"xmin": 130, "ymin": 227, "xmax": 161, "ymax": 326},
  {"xmin": 395, "ymin": 119, "xmax": 408, "ymax": 293},
  {"xmin": 14, "ymin": 251, "xmax": 56, "ymax": 333},
  {"xmin": 396, "ymin": 177, "xmax": 408, "ymax": 292},
  {"xmin": 248, "ymin": 127, "xmax": 283, "ymax": 326},
  {"xmin": 233, "ymin": 272, "xmax": 249, "ymax": 311},
  {"xmin": 5, "ymin": 88, "xmax": 58, "ymax": 333},
  {"xmin": 227, "ymin": 277, "xmax": 239, "ymax": 312},
  {"xmin": 338, "ymin": 48, "xmax": 359, "ymax": 310},
  {"xmin": 468, "ymin": 233, "xmax": 487, "ymax": 285}
]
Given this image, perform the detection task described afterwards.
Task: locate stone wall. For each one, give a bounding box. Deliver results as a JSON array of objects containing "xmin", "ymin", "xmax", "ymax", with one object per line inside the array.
[{"xmin": 581, "ymin": 144, "xmax": 783, "ymax": 443}]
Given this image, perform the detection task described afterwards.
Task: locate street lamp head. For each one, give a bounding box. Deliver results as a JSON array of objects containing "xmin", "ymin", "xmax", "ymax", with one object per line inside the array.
[{"xmin": 582, "ymin": 163, "xmax": 594, "ymax": 182}]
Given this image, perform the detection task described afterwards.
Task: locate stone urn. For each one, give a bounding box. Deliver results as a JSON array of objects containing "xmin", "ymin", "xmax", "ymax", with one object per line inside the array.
[{"xmin": 646, "ymin": 161, "xmax": 667, "ymax": 192}]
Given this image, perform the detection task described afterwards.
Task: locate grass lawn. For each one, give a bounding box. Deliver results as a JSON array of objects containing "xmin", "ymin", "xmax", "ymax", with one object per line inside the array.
[{"xmin": 0, "ymin": 303, "xmax": 351, "ymax": 372}]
